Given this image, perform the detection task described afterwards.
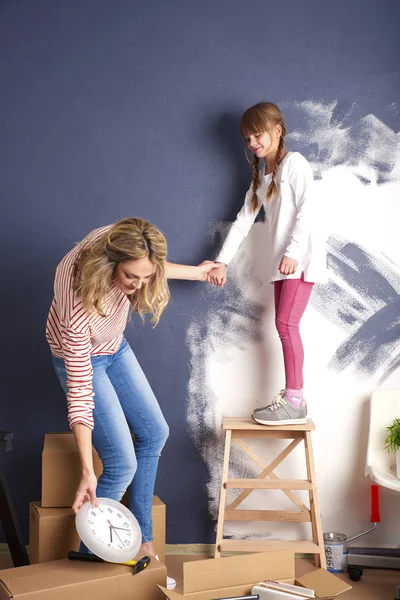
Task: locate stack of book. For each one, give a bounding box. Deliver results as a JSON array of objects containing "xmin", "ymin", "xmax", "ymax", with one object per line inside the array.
[{"xmin": 252, "ymin": 580, "xmax": 315, "ymax": 599}]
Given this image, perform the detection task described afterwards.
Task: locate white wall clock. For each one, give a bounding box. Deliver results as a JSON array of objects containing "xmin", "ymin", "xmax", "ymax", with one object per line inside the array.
[{"xmin": 76, "ymin": 497, "xmax": 142, "ymax": 563}]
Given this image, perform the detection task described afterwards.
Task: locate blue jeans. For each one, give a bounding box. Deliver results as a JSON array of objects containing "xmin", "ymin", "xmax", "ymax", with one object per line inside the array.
[{"xmin": 52, "ymin": 337, "xmax": 169, "ymax": 542}]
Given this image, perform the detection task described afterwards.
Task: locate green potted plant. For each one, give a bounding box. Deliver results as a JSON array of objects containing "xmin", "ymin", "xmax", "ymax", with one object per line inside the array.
[{"xmin": 384, "ymin": 417, "xmax": 400, "ymax": 479}]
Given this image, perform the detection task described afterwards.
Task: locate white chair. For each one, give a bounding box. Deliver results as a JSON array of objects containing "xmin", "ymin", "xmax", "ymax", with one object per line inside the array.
[
  {"xmin": 365, "ymin": 389, "xmax": 400, "ymax": 600},
  {"xmin": 366, "ymin": 389, "xmax": 400, "ymax": 491}
]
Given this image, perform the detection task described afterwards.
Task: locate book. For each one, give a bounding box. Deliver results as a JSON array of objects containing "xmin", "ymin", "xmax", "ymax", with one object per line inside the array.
[{"xmin": 251, "ymin": 580, "xmax": 315, "ymax": 600}]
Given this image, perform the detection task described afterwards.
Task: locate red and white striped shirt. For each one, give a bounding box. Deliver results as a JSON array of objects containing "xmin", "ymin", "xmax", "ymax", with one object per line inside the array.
[{"xmin": 46, "ymin": 226, "xmax": 130, "ymax": 430}]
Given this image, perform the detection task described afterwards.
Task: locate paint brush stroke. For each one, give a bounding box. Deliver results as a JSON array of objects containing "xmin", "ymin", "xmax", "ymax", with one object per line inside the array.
[{"xmin": 312, "ymin": 235, "xmax": 400, "ymax": 381}]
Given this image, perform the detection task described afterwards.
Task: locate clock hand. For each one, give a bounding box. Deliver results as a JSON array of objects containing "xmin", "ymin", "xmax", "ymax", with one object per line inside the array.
[
  {"xmin": 110, "ymin": 526, "xmax": 131, "ymax": 532},
  {"xmin": 109, "ymin": 525, "xmax": 113, "ymax": 543},
  {"xmin": 107, "ymin": 520, "xmax": 124, "ymax": 545},
  {"xmin": 112, "ymin": 527, "xmax": 124, "ymax": 546}
]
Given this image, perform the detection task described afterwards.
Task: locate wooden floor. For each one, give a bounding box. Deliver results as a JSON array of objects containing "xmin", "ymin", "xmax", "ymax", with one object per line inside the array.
[{"xmin": 0, "ymin": 552, "xmax": 398, "ymax": 599}]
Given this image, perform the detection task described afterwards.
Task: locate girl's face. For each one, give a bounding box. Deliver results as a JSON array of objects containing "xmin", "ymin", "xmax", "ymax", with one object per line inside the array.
[
  {"xmin": 114, "ymin": 257, "xmax": 156, "ymax": 295},
  {"xmin": 245, "ymin": 124, "xmax": 281, "ymax": 159}
]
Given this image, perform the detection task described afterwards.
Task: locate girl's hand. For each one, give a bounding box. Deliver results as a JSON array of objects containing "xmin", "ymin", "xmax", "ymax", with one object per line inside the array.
[
  {"xmin": 279, "ymin": 255, "xmax": 298, "ymax": 275},
  {"xmin": 72, "ymin": 471, "xmax": 98, "ymax": 514},
  {"xmin": 196, "ymin": 261, "xmax": 222, "ymax": 281},
  {"xmin": 207, "ymin": 263, "xmax": 227, "ymax": 287}
]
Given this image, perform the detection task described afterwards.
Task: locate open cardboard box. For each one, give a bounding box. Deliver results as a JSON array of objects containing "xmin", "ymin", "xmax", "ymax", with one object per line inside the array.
[
  {"xmin": 0, "ymin": 556, "xmax": 166, "ymax": 600},
  {"xmin": 158, "ymin": 551, "xmax": 351, "ymax": 600},
  {"xmin": 29, "ymin": 496, "xmax": 166, "ymax": 564}
]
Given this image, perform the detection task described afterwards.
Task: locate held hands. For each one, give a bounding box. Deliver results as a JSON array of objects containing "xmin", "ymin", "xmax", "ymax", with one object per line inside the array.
[
  {"xmin": 279, "ymin": 255, "xmax": 298, "ymax": 275},
  {"xmin": 72, "ymin": 471, "xmax": 98, "ymax": 514},
  {"xmin": 200, "ymin": 255, "xmax": 297, "ymax": 285},
  {"xmin": 196, "ymin": 261, "xmax": 224, "ymax": 282},
  {"xmin": 207, "ymin": 262, "xmax": 227, "ymax": 287}
]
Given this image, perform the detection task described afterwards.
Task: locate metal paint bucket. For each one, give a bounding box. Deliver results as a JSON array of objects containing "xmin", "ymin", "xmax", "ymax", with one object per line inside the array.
[{"xmin": 323, "ymin": 532, "xmax": 347, "ymax": 572}]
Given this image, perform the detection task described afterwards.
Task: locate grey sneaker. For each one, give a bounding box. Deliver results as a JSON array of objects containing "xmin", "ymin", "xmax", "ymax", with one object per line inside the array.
[{"xmin": 252, "ymin": 390, "xmax": 307, "ymax": 425}]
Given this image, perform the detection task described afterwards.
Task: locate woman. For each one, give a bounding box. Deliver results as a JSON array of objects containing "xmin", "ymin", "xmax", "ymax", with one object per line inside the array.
[{"xmin": 46, "ymin": 217, "xmax": 217, "ymax": 578}]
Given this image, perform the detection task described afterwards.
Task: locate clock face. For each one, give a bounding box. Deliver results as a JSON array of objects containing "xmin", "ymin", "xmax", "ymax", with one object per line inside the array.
[{"xmin": 76, "ymin": 498, "xmax": 142, "ymax": 562}]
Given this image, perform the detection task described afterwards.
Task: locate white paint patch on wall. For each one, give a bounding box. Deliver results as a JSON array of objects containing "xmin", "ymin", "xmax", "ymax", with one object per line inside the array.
[
  {"xmin": 187, "ymin": 102, "xmax": 400, "ymax": 546},
  {"xmin": 286, "ymin": 100, "xmax": 400, "ymax": 183}
]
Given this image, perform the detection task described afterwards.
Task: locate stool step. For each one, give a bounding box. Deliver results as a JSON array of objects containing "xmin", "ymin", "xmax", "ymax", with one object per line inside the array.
[
  {"xmin": 225, "ymin": 478, "xmax": 314, "ymax": 490},
  {"xmin": 222, "ymin": 417, "xmax": 315, "ymax": 431},
  {"xmin": 224, "ymin": 509, "xmax": 311, "ymax": 522},
  {"xmin": 219, "ymin": 539, "xmax": 322, "ymax": 554}
]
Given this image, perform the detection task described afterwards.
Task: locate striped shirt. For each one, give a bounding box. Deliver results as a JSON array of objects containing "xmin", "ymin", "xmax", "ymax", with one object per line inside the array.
[{"xmin": 46, "ymin": 226, "xmax": 130, "ymax": 430}]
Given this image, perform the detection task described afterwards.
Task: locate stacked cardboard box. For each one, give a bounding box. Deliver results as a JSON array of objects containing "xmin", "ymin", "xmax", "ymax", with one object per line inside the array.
[
  {"xmin": 0, "ymin": 431, "xmax": 168, "ymax": 598},
  {"xmin": 29, "ymin": 432, "xmax": 166, "ymax": 564},
  {"xmin": 40, "ymin": 432, "xmax": 103, "ymax": 508}
]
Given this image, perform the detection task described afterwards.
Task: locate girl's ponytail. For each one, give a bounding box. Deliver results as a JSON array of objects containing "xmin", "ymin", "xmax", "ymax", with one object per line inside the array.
[
  {"xmin": 251, "ymin": 154, "xmax": 260, "ymax": 212},
  {"xmin": 267, "ymin": 133, "xmax": 285, "ymax": 201}
]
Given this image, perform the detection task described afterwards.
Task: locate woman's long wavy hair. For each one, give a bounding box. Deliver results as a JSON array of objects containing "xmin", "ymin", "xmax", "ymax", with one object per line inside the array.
[
  {"xmin": 73, "ymin": 217, "xmax": 170, "ymax": 324},
  {"xmin": 240, "ymin": 102, "xmax": 287, "ymax": 212}
]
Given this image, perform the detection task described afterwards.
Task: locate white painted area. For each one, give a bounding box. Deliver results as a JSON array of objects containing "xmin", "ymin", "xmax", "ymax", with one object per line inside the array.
[{"xmin": 187, "ymin": 105, "xmax": 400, "ymax": 547}]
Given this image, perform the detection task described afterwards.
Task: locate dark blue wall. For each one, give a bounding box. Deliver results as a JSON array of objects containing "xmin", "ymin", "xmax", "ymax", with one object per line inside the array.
[{"xmin": 1, "ymin": 0, "xmax": 399, "ymax": 544}]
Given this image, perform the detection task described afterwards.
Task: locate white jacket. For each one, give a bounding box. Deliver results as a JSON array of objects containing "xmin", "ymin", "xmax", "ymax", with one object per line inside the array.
[{"xmin": 216, "ymin": 151, "xmax": 327, "ymax": 283}]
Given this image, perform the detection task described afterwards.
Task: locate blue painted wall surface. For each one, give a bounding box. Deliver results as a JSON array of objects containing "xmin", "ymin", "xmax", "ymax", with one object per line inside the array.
[{"xmin": 1, "ymin": 0, "xmax": 399, "ymax": 544}]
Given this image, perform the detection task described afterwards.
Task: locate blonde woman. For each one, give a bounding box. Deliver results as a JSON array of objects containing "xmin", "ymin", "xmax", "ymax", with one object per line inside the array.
[{"xmin": 46, "ymin": 217, "xmax": 216, "ymax": 581}]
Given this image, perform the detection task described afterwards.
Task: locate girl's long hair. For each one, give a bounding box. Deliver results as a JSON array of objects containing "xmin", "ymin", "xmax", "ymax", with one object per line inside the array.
[
  {"xmin": 73, "ymin": 217, "xmax": 170, "ymax": 324},
  {"xmin": 240, "ymin": 102, "xmax": 287, "ymax": 212}
]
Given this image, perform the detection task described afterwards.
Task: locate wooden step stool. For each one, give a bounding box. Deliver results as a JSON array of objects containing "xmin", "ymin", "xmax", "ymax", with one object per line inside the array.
[{"xmin": 215, "ymin": 417, "xmax": 326, "ymax": 568}]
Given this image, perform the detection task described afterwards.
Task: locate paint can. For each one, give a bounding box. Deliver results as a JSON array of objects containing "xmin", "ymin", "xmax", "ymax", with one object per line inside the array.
[{"xmin": 323, "ymin": 532, "xmax": 347, "ymax": 572}]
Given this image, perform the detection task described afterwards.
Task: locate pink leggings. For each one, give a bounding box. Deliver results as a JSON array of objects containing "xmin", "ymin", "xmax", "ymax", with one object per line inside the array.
[{"xmin": 274, "ymin": 274, "xmax": 314, "ymax": 390}]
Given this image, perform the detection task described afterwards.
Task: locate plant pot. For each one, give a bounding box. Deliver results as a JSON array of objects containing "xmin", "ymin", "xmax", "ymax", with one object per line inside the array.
[{"xmin": 397, "ymin": 451, "xmax": 400, "ymax": 479}]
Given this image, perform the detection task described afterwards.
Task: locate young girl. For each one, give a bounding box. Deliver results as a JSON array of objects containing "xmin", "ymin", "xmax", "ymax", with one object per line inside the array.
[
  {"xmin": 208, "ymin": 102, "xmax": 326, "ymax": 425},
  {"xmin": 46, "ymin": 217, "xmax": 217, "ymax": 587}
]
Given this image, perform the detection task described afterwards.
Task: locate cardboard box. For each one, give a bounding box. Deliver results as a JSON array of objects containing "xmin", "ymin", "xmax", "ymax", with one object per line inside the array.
[
  {"xmin": 152, "ymin": 496, "xmax": 167, "ymax": 564},
  {"xmin": 118, "ymin": 492, "xmax": 166, "ymax": 562},
  {"xmin": 30, "ymin": 496, "xmax": 166, "ymax": 564},
  {"xmin": 0, "ymin": 556, "xmax": 166, "ymax": 600},
  {"xmin": 41, "ymin": 433, "xmax": 103, "ymax": 507},
  {"xmin": 29, "ymin": 503, "xmax": 77, "ymax": 564},
  {"xmin": 158, "ymin": 551, "xmax": 351, "ymax": 600}
]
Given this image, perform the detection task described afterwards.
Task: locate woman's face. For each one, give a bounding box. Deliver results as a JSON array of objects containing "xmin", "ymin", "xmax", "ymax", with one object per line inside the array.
[{"xmin": 114, "ymin": 257, "xmax": 156, "ymax": 295}]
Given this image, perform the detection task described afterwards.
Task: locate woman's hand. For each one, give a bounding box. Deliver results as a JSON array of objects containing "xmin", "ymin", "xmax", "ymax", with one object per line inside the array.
[
  {"xmin": 72, "ymin": 471, "xmax": 98, "ymax": 514},
  {"xmin": 207, "ymin": 262, "xmax": 227, "ymax": 287},
  {"xmin": 279, "ymin": 255, "xmax": 298, "ymax": 275},
  {"xmin": 196, "ymin": 261, "xmax": 222, "ymax": 281},
  {"xmin": 166, "ymin": 261, "xmax": 221, "ymax": 281}
]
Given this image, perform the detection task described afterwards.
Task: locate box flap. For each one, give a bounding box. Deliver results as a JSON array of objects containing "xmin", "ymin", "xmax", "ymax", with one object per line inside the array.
[
  {"xmin": 43, "ymin": 433, "xmax": 77, "ymax": 454},
  {"xmin": 183, "ymin": 551, "xmax": 294, "ymax": 593},
  {"xmin": 30, "ymin": 501, "xmax": 74, "ymax": 518},
  {"xmin": 297, "ymin": 569, "xmax": 352, "ymax": 598},
  {"xmin": 158, "ymin": 583, "xmax": 255, "ymax": 600},
  {"xmin": 158, "ymin": 585, "xmax": 184, "ymax": 600}
]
